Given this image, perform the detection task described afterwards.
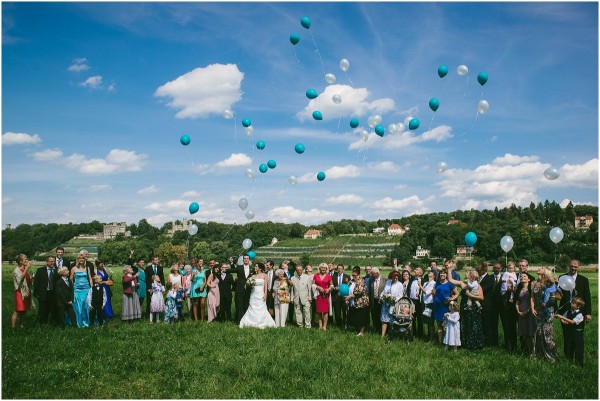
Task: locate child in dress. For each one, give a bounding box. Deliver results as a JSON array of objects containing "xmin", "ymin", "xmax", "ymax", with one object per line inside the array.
[
  {"xmin": 465, "ymin": 271, "xmax": 481, "ymax": 310},
  {"xmin": 501, "ymin": 262, "xmax": 518, "ymax": 303},
  {"xmin": 149, "ymin": 275, "xmax": 165, "ymax": 323},
  {"xmin": 163, "ymin": 282, "xmax": 178, "ymax": 324},
  {"xmin": 443, "ymin": 301, "xmax": 461, "ymax": 351},
  {"xmin": 541, "ymin": 276, "xmax": 558, "ymax": 322}
]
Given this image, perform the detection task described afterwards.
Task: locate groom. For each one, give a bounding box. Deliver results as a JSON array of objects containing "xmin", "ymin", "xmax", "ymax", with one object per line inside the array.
[{"xmin": 234, "ymin": 255, "xmax": 253, "ymax": 323}]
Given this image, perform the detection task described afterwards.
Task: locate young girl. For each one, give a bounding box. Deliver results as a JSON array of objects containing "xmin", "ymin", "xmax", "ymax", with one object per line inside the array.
[
  {"xmin": 465, "ymin": 270, "xmax": 481, "ymax": 310},
  {"xmin": 163, "ymin": 282, "xmax": 178, "ymax": 324},
  {"xmin": 443, "ymin": 301, "xmax": 461, "ymax": 351},
  {"xmin": 149, "ymin": 275, "xmax": 165, "ymax": 323},
  {"xmin": 501, "ymin": 261, "xmax": 518, "ymax": 303}
]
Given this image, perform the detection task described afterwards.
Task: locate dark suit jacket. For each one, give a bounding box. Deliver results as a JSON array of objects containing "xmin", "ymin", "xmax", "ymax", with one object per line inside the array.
[
  {"xmin": 559, "ymin": 273, "xmax": 592, "ymax": 316},
  {"xmin": 217, "ymin": 271, "xmax": 235, "ymax": 300},
  {"xmin": 55, "ymin": 277, "xmax": 74, "ymax": 306},
  {"xmin": 233, "ymin": 265, "xmax": 254, "ymax": 294},
  {"xmin": 479, "ymin": 273, "xmax": 495, "ymax": 311},
  {"xmin": 33, "ymin": 265, "xmax": 59, "ymax": 300},
  {"xmin": 145, "ymin": 264, "xmax": 165, "ymax": 291},
  {"xmin": 54, "ymin": 257, "xmax": 71, "ymax": 271},
  {"xmin": 331, "ymin": 272, "xmax": 350, "ymax": 301},
  {"xmin": 368, "ymin": 275, "xmax": 387, "ymax": 306}
]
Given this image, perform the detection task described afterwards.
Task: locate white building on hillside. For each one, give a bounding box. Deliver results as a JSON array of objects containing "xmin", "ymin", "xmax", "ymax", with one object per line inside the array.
[{"xmin": 387, "ymin": 224, "xmax": 405, "ymax": 236}]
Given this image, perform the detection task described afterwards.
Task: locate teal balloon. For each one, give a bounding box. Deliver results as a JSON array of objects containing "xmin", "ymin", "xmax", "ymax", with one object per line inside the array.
[
  {"xmin": 242, "ymin": 118, "xmax": 252, "ymax": 127},
  {"xmin": 317, "ymin": 171, "xmax": 326, "ymax": 181},
  {"xmin": 465, "ymin": 231, "xmax": 478, "ymax": 247},
  {"xmin": 256, "ymin": 140, "xmax": 266, "ymax": 150},
  {"xmin": 312, "ymin": 111, "xmax": 323, "ymax": 120},
  {"xmin": 429, "ymin": 98, "xmax": 440, "ymax": 112},
  {"xmin": 438, "ymin": 65, "xmax": 448, "ymax": 78},
  {"xmin": 477, "ymin": 72, "xmax": 488, "ymax": 86},
  {"xmin": 300, "ymin": 16, "xmax": 311, "ymax": 29},
  {"xmin": 247, "ymin": 250, "xmax": 256, "ymax": 260},
  {"xmin": 294, "ymin": 143, "xmax": 305, "ymax": 154},
  {"xmin": 267, "ymin": 159, "xmax": 277, "ymax": 169},
  {"xmin": 374, "ymin": 125, "xmax": 385, "ymax": 137},
  {"xmin": 349, "ymin": 118, "xmax": 359, "ymax": 128},
  {"xmin": 259, "ymin": 164, "xmax": 268, "ymax": 173},
  {"xmin": 306, "ymin": 89, "xmax": 318, "ymax": 99},
  {"xmin": 408, "ymin": 118, "xmax": 420, "ymax": 130},
  {"xmin": 290, "ymin": 33, "xmax": 300, "ymax": 45},
  {"xmin": 188, "ymin": 202, "xmax": 199, "ymax": 215},
  {"xmin": 180, "ymin": 134, "xmax": 191, "ymax": 146}
]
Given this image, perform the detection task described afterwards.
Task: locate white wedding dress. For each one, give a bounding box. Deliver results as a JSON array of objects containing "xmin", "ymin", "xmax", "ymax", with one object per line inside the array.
[{"xmin": 239, "ymin": 278, "xmax": 276, "ymax": 329}]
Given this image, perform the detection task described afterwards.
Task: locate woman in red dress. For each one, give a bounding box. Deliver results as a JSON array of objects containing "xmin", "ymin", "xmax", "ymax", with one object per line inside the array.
[
  {"xmin": 12, "ymin": 254, "xmax": 33, "ymax": 329},
  {"xmin": 313, "ymin": 263, "xmax": 334, "ymax": 330}
]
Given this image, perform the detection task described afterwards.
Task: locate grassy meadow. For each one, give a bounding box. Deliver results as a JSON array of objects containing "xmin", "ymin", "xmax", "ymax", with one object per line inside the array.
[{"xmin": 2, "ymin": 263, "xmax": 597, "ymax": 399}]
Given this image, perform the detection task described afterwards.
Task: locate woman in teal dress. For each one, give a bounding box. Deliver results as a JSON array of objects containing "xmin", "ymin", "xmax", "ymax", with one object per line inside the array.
[
  {"xmin": 190, "ymin": 267, "xmax": 207, "ymax": 321},
  {"xmin": 137, "ymin": 268, "xmax": 147, "ymax": 312},
  {"xmin": 70, "ymin": 255, "xmax": 92, "ymax": 328}
]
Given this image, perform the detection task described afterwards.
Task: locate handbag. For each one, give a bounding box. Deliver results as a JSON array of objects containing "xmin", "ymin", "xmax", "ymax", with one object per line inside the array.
[{"xmin": 422, "ymin": 307, "xmax": 432, "ymax": 317}]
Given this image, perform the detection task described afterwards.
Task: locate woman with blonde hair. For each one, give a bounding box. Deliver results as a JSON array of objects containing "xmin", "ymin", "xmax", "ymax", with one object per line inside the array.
[
  {"xmin": 12, "ymin": 254, "xmax": 33, "ymax": 329},
  {"xmin": 313, "ymin": 263, "xmax": 334, "ymax": 330}
]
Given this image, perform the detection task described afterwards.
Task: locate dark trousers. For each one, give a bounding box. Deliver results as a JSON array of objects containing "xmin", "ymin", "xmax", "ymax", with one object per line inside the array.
[
  {"xmin": 235, "ymin": 292, "xmax": 250, "ymax": 323},
  {"xmin": 218, "ymin": 296, "xmax": 232, "ymax": 321},
  {"xmin": 563, "ymin": 327, "xmax": 584, "ymax": 366},
  {"xmin": 500, "ymin": 302, "xmax": 517, "ymax": 351},
  {"xmin": 37, "ymin": 292, "xmax": 58, "ymax": 325},
  {"xmin": 371, "ymin": 300, "xmax": 382, "ymax": 333},
  {"xmin": 333, "ymin": 297, "xmax": 348, "ymax": 328},
  {"xmin": 483, "ymin": 306, "xmax": 499, "ymax": 347},
  {"xmin": 176, "ymin": 305, "xmax": 185, "ymax": 321},
  {"xmin": 411, "ymin": 299, "xmax": 424, "ymax": 338},
  {"xmin": 57, "ymin": 304, "xmax": 77, "ymax": 328},
  {"xmin": 90, "ymin": 304, "xmax": 104, "ymax": 326}
]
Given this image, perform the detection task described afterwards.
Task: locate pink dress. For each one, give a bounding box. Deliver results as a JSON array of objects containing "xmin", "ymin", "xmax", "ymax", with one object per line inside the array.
[
  {"xmin": 207, "ymin": 277, "xmax": 220, "ymax": 322},
  {"xmin": 313, "ymin": 274, "xmax": 332, "ymax": 314}
]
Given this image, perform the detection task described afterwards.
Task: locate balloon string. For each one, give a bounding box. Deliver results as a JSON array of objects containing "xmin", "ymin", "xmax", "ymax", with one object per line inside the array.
[
  {"xmin": 463, "ymin": 76, "xmax": 470, "ymax": 97},
  {"xmin": 428, "ymin": 113, "xmax": 435, "ymax": 131},
  {"xmin": 233, "ymin": 117, "xmax": 238, "ymax": 144},
  {"xmin": 335, "ymin": 116, "xmax": 341, "ymax": 135},
  {"xmin": 346, "ymin": 74, "xmax": 355, "ymax": 88},
  {"xmin": 220, "ymin": 220, "xmax": 238, "ymax": 240},
  {"xmin": 293, "ymin": 48, "xmax": 305, "ymax": 70},
  {"xmin": 308, "ymin": 30, "xmax": 325, "ymax": 75},
  {"xmin": 184, "ymin": 147, "xmax": 195, "ymax": 168}
]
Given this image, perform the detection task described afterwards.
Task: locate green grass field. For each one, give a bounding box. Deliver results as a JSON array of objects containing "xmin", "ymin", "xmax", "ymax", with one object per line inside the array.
[{"xmin": 2, "ymin": 263, "xmax": 597, "ymax": 399}]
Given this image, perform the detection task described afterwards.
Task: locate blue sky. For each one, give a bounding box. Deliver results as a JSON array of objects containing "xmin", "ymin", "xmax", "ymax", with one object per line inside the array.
[{"xmin": 2, "ymin": 2, "xmax": 598, "ymax": 227}]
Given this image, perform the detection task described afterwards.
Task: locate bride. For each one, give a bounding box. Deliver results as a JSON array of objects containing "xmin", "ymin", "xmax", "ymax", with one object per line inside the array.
[{"xmin": 240, "ymin": 263, "xmax": 276, "ymax": 329}]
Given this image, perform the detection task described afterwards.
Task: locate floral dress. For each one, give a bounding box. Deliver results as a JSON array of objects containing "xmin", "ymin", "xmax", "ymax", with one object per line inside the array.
[
  {"xmin": 532, "ymin": 281, "xmax": 558, "ymax": 361},
  {"xmin": 164, "ymin": 289, "xmax": 178, "ymax": 323}
]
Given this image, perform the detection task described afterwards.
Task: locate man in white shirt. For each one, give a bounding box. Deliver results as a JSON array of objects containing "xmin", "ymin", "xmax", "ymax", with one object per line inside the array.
[{"xmin": 291, "ymin": 265, "xmax": 312, "ymax": 328}]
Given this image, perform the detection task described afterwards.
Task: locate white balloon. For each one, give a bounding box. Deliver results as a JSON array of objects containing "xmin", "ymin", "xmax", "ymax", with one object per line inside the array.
[
  {"xmin": 236, "ymin": 255, "xmax": 244, "ymax": 266},
  {"xmin": 188, "ymin": 224, "xmax": 198, "ymax": 236},
  {"xmin": 500, "ymin": 235, "xmax": 514, "ymax": 253},
  {"xmin": 549, "ymin": 227, "xmax": 564, "ymax": 244},
  {"xmin": 395, "ymin": 122, "xmax": 405, "ymax": 133},
  {"xmin": 288, "ymin": 176, "xmax": 298, "ymax": 186},
  {"xmin": 457, "ymin": 65, "xmax": 469, "ymax": 76},
  {"xmin": 332, "ymin": 94, "xmax": 342, "ymax": 104},
  {"xmin": 404, "ymin": 116, "xmax": 414, "ymax": 126},
  {"xmin": 558, "ymin": 275, "xmax": 575, "ymax": 291},
  {"xmin": 543, "ymin": 167, "xmax": 560, "ymax": 180},
  {"xmin": 244, "ymin": 126, "xmax": 254, "ymax": 137},
  {"xmin": 387, "ymin": 124, "xmax": 397, "ymax": 135},
  {"xmin": 436, "ymin": 161, "xmax": 448, "ymax": 174},
  {"xmin": 367, "ymin": 115, "xmax": 382, "ymax": 128},
  {"xmin": 245, "ymin": 210, "xmax": 255, "ymax": 220},
  {"xmin": 238, "ymin": 198, "xmax": 248, "ymax": 211},
  {"xmin": 340, "ymin": 58, "xmax": 350, "ymax": 72},
  {"xmin": 245, "ymin": 168, "xmax": 255, "ymax": 180},
  {"xmin": 242, "ymin": 238, "xmax": 253, "ymax": 250},
  {"xmin": 223, "ymin": 109, "xmax": 233, "ymax": 119},
  {"xmin": 360, "ymin": 129, "xmax": 370, "ymax": 142},
  {"xmin": 477, "ymin": 100, "xmax": 489, "ymax": 114},
  {"xmin": 325, "ymin": 73, "xmax": 336, "ymax": 84}
]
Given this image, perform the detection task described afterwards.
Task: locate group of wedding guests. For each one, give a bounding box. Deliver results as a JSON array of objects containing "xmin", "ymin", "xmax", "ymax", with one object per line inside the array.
[{"xmin": 12, "ymin": 248, "xmax": 591, "ymax": 367}]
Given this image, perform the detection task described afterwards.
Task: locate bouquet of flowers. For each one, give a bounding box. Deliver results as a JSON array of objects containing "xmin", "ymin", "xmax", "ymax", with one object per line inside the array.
[
  {"xmin": 106, "ymin": 269, "xmax": 115, "ymax": 286},
  {"xmin": 245, "ymin": 277, "xmax": 256, "ymax": 289},
  {"xmin": 381, "ymin": 293, "xmax": 396, "ymax": 305}
]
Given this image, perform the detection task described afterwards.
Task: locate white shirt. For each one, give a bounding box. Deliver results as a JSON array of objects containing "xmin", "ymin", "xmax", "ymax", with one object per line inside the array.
[
  {"xmin": 409, "ymin": 279, "xmax": 421, "ymax": 300},
  {"xmin": 382, "ymin": 280, "xmax": 404, "ymax": 302},
  {"xmin": 422, "ymin": 281, "xmax": 436, "ymax": 304},
  {"xmin": 564, "ymin": 308, "xmax": 584, "ymax": 325},
  {"xmin": 244, "ymin": 265, "xmax": 250, "ymax": 278}
]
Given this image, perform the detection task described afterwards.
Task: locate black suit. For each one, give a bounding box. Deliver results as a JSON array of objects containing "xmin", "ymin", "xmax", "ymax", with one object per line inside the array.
[
  {"xmin": 33, "ymin": 265, "xmax": 59, "ymax": 325},
  {"xmin": 217, "ymin": 270, "xmax": 235, "ymax": 321},
  {"xmin": 369, "ymin": 276, "xmax": 386, "ymax": 333},
  {"xmin": 479, "ymin": 273, "xmax": 495, "ymax": 347},
  {"xmin": 490, "ymin": 273, "xmax": 504, "ymax": 347},
  {"xmin": 145, "ymin": 264, "xmax": 165, "ymax": 316},
  {"xmin": 559, "ymin": 273, "xmax": 592, "ymax": 360},
  {"xmin": 55, "ymin": 277, "xmax": 77, "ymax": 328},
  {"xmin": 332, "ymin": 272, "xmax": 350, "ymax": 328},
  {"xmin": 407, "ymin": 278, "xmax": 424, "ymax": 338},
  {"xmin": 233, "ymin": 265, "xmax": 253, "ymax": 323}
]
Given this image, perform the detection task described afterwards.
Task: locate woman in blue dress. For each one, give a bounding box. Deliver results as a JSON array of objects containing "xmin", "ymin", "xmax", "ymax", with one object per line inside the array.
[
  {"xmin": 190, "ymin": 266, "xmax": 207, "ymax": 321},
  {"xmin": 70, "ymin": 255, "xmax": 92, "ymax": 328},
  {"xmin": 380, "ymin": 270, "xmax": 404, "ymax": 337},
  {"xmin": 137, "ymin": 267, "xmax": 147, "ymax": 313},
  {"xmin": 95, "ymin": 259, "xmax": 114, "ymax": 322},
  {"xmin": 433, "ymin": 269, "xmax": 458, "ymax": 345}
]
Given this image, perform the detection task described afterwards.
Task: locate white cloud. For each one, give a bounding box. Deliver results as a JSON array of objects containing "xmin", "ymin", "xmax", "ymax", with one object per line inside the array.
[
  {"xmin": 298, "ymin": 164, "xmax": 361, "ymax": 183},
  {"xmin": 155, "ymin": 63, "xmax": 244, "ymax": 119},
  {"xmin": 88, "ymin": 184, "xmax": 112, "ymax": 192},
  {"xmin": 493, "ymin": 153, "xmax": 540, "ymax": 166},
  {"xmin": 2, "ymin": 132, "xmax": 42, "ymax": 146},
  {"xmin": 3, "ymin": 197, "xmax": 11, "ymax": 204},
  {"xmin": 80, "ymin": 76, "xmax": 103, "ymax": 89},
  {"xmin": 555, "ymin": 159, "xmax": 598, "ymax": 188},
  {"xmin": 267, "ymin": 206, "xmax": 339, "ymax": 224},
  {"xmin": 369, "ymin": 161, "xmax": 400, "ymax": 172},
  {"xmin": 31, "ymin": 148, "xmax": 147, "ymax": 175},
  {"xmin": 325, "ymin": 194, "xmax": 364, "ymax": 204},
  {"xmin": 68, "ymin": 58, "xmax": 90, "ymax": 72},
  {"xmin": 296, "ymin": 84, "xmax": 395, "ymax": 121},
  {"xmin": 144, "ymin": 199, "xmax": 189, "ymax": 212},
  {"xmin": 349, "ymin": 125, "xmax": 453, "ymax": 151},
  {"xmin": 138, "ymin": 185, "xmax": 158, "ymax": 195},
  {"xmin": 181, "ymin": 190, "xmax": 202, "ymax": 198},
  {"xmin": 107, "ymin": 83, "xmax": 116, "ymax": 92},
  {"xmin": 371, "ymin": 195, "xmax": 431, "ymax": 215},
  {"xmin": 560, "ymin": 198, "xmax": 595, "ymax": 208},
  {"xmin": 215, "ymin": 153, "xmax": 251, "ymax": 168}
]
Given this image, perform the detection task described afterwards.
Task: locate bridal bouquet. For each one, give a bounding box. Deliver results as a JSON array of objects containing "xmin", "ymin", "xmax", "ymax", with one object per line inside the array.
[
  {"xmin": 381, "ymin": 293, "xmax": 396, "ymax": 305},
  {"xmin": 245, "ymin": 278, "xmax": 256, "ymax": 289},
  {"xmin": 107, "ymin": 269, "xmax": 115, "ymax": 286}
]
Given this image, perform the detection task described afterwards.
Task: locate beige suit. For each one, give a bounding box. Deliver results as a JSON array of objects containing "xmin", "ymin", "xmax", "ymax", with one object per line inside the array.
[{"xmin": 290, "ymin": 274, "xmax": 312, "ymax": 328}]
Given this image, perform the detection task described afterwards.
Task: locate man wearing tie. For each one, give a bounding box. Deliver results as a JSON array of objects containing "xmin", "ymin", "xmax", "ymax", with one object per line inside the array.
[
  {"xmin": 217, "ymin": 263, "xmax": 235, "ymax": 321},
  {"xmin": 34, "ymin": 256, "xmax": 59, "ymax": 325},
  {"xmin": 54, "ymin": 247, "xmax": 70, "ymax": 272},
  {"xmin": 478, "ymin": 262, "xmax": 495, "ymax": 347},
  {"xmin": 369, "ymin": 267, "xmax": 386, "ymax": 334},
  {"xmin": 234, "ymin": 255, "xmax": 253, "ymax": 323},
  {"xmin": 489, "ymin": 262, "xmax": 504, "ymax": 347},
  {"xmin": 409, "ymin": 267, "xmax": 424, "ymax": 339},
  {"xmin": 332, "ymin": 264, "xmax": 350, "ymax": 329},
  {"xmin": 145, "ymin": 256, "xmax": 164, "ymax": 317},
  {"xmin": 290, "ymin": 265, "xmax": 312, "ymax": 328},
  {"xmin": 265, "ymin": 260, "xmax": 275, "ymax": 318}
]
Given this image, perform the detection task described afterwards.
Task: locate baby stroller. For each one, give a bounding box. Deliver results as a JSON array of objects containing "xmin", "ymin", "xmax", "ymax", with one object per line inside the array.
[{"xmin": 386, "ymin": 296, "xmax": 414, "ymax": 343}]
